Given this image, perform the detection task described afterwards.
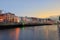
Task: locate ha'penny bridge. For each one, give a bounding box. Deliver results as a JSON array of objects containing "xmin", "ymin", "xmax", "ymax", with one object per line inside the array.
[{"xmin": 0, "ymin": 21, "xmax": 54, "ymax": 30}]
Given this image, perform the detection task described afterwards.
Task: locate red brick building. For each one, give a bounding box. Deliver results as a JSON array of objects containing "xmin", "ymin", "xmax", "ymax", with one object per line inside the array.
[
  {"xmin": 0, "ymin": 14, "xmax": 6, "ymax": 22},
  {"xmin": 0, "ymin": 12, "xmax": 19, "ymax": 23}
]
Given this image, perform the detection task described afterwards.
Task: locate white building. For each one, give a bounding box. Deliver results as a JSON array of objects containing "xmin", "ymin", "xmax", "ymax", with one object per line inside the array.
[{"xmin": 49, "ymin": 16, "xmax": 60, "ymax": 23}]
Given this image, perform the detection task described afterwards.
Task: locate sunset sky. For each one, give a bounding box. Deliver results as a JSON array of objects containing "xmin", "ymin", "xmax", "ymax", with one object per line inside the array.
[{"xmin": 0, "ymin": 0, "xmax": 60, "ymax": 18}]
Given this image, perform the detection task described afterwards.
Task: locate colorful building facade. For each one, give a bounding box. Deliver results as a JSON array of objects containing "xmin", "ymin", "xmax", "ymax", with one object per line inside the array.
[{"xmin": 0, "ymin": 12, "xmax": 20, "ymax": 24}]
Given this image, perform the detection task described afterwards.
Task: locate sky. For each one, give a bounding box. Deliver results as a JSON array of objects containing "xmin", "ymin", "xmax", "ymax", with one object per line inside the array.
[{"xmin": 0, "ymin": 0, "xmax": 60, "ymax": 18}]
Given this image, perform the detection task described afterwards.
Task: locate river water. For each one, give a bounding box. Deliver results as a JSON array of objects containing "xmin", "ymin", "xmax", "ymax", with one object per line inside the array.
[{"xmin": 0, "ymin": 25, "xmax": 59, "ymax": 40}]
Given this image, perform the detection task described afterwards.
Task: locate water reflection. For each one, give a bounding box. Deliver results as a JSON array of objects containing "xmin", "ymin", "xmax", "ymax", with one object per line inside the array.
[
  {"xmin": 43, "ymin": 25, "xmax": 59, "ymax": 40},
  {"xmin": 15, "ymin": 28, "xmax": 20, "ymax": 40},
  {"xmin": 19, "ymin": 25, "xmax": 59, "ymax": 40},
  {"xmin": 0, "ymin": 25, "xmax": 59, "ymax": 40}
]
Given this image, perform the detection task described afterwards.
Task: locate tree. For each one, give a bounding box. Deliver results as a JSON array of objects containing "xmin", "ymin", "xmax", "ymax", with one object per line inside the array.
[{"xmin": 59, "ymin": 16, "xmax": 60, "ymax": 21}]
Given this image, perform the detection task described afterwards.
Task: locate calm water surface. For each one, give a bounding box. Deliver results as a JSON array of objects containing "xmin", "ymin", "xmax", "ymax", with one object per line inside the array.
[{"xmin": 0, "ymin": 25, "xmax": 59, "ymax": 40}]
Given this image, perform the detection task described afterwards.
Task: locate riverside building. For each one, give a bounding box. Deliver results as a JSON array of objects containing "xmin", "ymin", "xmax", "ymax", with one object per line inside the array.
[{"xmin": 0, "ymin": 10, "xmax": 20, "ymax": 24}]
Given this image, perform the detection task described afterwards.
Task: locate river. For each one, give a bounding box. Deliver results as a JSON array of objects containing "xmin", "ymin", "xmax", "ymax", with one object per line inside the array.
[{"xmin": 0, "ymin": 25, "xmax": 59, "ymax": 40}]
